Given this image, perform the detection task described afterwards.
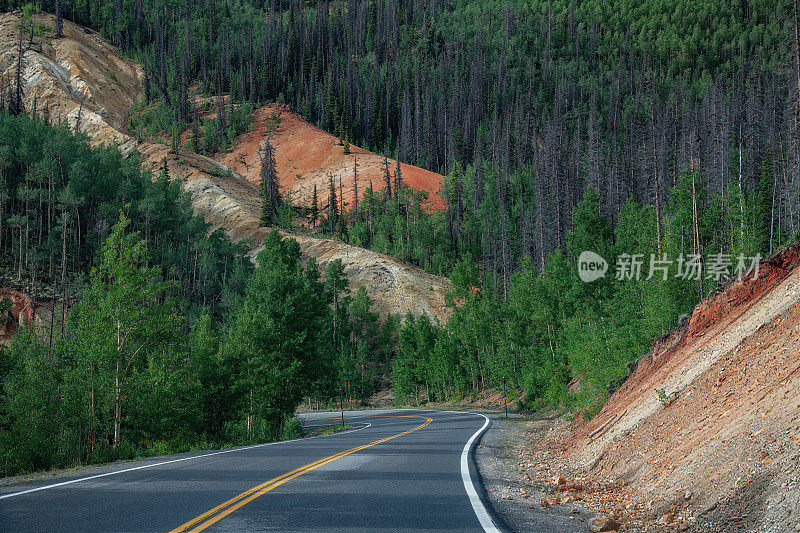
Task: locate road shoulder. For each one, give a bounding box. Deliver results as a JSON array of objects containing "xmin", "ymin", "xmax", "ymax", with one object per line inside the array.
[{"xmin": 476, "ymin": 416, "xmax": 594, "ymax": 533}]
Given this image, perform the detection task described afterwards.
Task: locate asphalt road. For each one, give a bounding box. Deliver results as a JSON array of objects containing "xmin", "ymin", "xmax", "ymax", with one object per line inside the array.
[{"xmin": 0, "ymin": 409, "xmax": 505, "ymax": 532}]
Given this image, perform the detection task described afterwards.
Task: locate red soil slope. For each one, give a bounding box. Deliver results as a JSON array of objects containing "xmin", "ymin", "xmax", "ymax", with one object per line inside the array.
[
  {"xmin": 213, "ymin": 104, "xmax": 445, "ymax": 214},
  {"xmin": 536, "ymin": 242, "xmax": 800, "ymax": 531}
]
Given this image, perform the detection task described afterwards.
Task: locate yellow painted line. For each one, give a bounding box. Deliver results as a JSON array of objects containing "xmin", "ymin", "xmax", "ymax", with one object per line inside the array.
[{"xmin": 169, "ymin": 416, "xmax": 433, "ymax": 533}]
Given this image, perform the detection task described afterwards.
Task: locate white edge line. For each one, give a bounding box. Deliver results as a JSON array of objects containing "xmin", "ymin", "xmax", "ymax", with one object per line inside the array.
[
  {"xmin": 460, "ymin": 413, "xmax": 502, "ymax": 533},
  {"xmin": 0, "ymin": 423, "xmax": 371, "ymax": 500}
]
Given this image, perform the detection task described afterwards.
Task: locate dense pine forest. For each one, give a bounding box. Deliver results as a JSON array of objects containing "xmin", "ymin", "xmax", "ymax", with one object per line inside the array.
[
  {"xmin": 6, "ymin": 0, "xmax": 794, "ymax": 260},
  {"xmin": 1, "ymin": 0, "xmax": 800, "ymax": 475}
]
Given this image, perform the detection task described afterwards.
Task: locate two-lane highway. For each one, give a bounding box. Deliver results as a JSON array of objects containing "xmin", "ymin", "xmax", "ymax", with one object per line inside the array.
[{"xmin": 0, "ymin": 410, "xmax": 504, "ymax": 532}]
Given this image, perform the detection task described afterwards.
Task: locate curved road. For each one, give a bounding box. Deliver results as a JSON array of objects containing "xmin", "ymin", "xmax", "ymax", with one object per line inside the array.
[{"xmin": 0, "ymin": 409, "xmax": 505, "ymax": 532}]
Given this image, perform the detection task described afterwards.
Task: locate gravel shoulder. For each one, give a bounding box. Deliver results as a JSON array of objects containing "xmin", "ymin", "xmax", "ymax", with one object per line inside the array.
[{"xmin": 476, "ymin": 416, "xmax": 595, "ymax": 532}]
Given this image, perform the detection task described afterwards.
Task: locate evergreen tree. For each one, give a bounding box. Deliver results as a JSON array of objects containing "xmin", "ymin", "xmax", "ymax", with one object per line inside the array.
[
  {"xmin": 310, "ymin": 183, "xmax": 319, "ymax": 229},
  {"xmin": 328, "ymin": 174, "xmax": 339, "ymax": 228},
  {"xmin": 259, "ymin": 137, "xmax": 280, "ymax": 226},
  {"xmin": 381, "ymin": 156, "xmax": 392, "ymax": 200}
]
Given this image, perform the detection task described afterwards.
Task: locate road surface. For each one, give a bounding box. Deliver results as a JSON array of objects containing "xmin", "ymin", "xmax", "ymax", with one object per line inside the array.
[{"xmin": 0, "ymin": 409, "xmax": 505, "ymax": 532}]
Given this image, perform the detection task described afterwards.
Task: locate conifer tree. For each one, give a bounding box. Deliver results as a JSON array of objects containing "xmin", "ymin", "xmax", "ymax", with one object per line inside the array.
[
  {"xmin": 310, "ymin": 183, "xmax": 319, "ymax": 229},
  {"xmin": 381, "ymin": 156, "xmax": 392, "ymax": 200},
  {"xmin": 55, "ymin": 0, "xmax": 64, "ymax": 38},
  {"xmin": 328, "ymin": 174, "xmax": 339, "ymax": 227},
  {"xmin": 352, "ymin": 155, "xmax": 359, "ymax": 212},
  {"xmin": 10, "ymin": 21, "xmax": 24, "ymax": 116},
  {"xmin": 259, "ymin": 137, "xmax": 280, "ymax": 225},
  {"xmin": 394, "ymin": 157, "xmax": 403, "ymax": 206}
]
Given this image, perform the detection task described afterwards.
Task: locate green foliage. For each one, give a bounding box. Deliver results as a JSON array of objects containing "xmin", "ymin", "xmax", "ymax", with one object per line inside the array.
[
  {"xmin": 394, "ymin": 172, "xmax": 780, "ymax": 415},
  {"xmin": 0, "ymin": 220, "xmax": 386, "ymax": 475},
  {"xmin": 129, "ymin": 101, "xmax": 184, "ymax": 142},
  {"xmin": 198, "ymin": 103, "xmax": 253, "ymax": 155},
  {"xmin": 304, "ymin": 423, "xmax": 353, "ymax": 437},
  {"xmin": 656, "ymin": 388, "xmax": 668, "ymax": 407},
  {"xmin": 0, "ymin": 329, "xmax": 69, "ymax": 474},
  {"xmin": 328, "ymin": 181, "xmax": 451, "ymax": 276},
  {"xmin": 0, "ymin": 116, "xmax": 260, "ymax": 476},
  {"xmin": 222, "ymin": 230, "xmax": 331, "ymax": 442},
  {"xmin": 70, "ymin": 213, "xmax": 180, "ymax": 448},
  {"xmin": 0, "ymin": 111, "xmax": 252, "ymax": 322},
  {"xmin": 281, "ymin": 417, "xmax": 303, "ymax": 441}
]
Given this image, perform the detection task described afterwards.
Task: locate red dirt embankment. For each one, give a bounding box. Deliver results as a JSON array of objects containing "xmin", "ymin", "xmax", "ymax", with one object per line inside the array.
[
  {"xmin": 532, "ymin": 242, "xmax": 800, "ymax": 531},
  {"xmin": 213, "ymin": 104, "xmax": 445, "ymax": 214},
  {"xmin": 0, "ymin": 288, "xmax": 34, "ymax": 344},
  {"xmin": 572, "ymin": 243, "xmax": 800, "ymax": 447}
]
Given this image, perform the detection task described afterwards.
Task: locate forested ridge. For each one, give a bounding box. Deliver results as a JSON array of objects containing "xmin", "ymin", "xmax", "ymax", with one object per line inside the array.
[
  {"xmin": 4, "ymin": 0, "xmax": 796, "ymax": 262},
  {"xmin": 1, "ymin": 0, "xmax": 800, "ymax": 475}
]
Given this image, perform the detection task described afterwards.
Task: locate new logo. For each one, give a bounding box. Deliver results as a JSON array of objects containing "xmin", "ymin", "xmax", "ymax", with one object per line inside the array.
[{"xmin": 578, "ymin": 251, "xmax": 608, "ymax": 282}]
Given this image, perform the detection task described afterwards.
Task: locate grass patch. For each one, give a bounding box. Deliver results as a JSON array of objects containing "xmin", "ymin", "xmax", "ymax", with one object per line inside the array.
[{"xmin": 304, "ymin": 424, "xmax": 353, "ymax": 438}]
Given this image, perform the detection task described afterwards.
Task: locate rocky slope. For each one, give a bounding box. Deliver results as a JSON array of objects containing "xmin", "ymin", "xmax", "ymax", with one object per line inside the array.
[
  {"xmin": 138, "ymin": 143, "xmax": 450, "ymax": 320},
  {"xmin": 0, "ymin": 11, "xmax": 449, "ymax": 322},
  {"xmin": 532, "ymin": 244, "xmax": 800, "ymax": 532},
  {"xmin": 0, "ymin": 11, "xmax": 140, "ymax": 154}
]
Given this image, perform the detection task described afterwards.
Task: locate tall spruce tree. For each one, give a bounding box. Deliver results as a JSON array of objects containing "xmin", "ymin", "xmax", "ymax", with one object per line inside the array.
[{"xmin": 259, "ymin": 137, "xmax": 280, "ymax": 226}]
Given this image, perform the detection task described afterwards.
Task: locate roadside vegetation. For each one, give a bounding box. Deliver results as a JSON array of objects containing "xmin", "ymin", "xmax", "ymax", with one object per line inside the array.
[
  {"xmin": 304, "ymin": 424, "xmax": 354, "ymax": 438},
  {"xmin": 309, "ymin": 161, "xmax": 784, "ymax": 415},
  {"xmin": 0, "ymin": 112, "xmax": 389, "ymax": 477}
]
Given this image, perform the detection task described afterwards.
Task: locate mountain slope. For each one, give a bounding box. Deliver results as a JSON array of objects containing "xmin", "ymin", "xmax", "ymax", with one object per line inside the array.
[
  {"xmin": 0, "ymin": 11, "xmax": 449, "ymax": 322},
  {"xmin": 138, "ymin": 142, "xmax": 450, "ymax": 320},
  {"xmin": 0, "ymin": 11, "xmax": 140, "ymax": 154},
  {"xmin": 212, "ymin": 103, "xmax": 445, "ymax": 214}
]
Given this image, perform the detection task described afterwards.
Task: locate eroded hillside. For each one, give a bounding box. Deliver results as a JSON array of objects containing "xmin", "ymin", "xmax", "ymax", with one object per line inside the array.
[
  {"xmin": 521, "ymin": 245, "xmax": 800, "ymax": 532},
  {"xmin": 0, "ymin": 11, "xmax": 449, "ymax": 322},
  {"xmin": 212, "ymin": 103, "xmax": 445, "ymax": 214}
]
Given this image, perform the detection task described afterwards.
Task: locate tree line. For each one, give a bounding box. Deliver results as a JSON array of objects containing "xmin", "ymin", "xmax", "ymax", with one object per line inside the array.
[
  {"xmin": 392, "ymin": 168, "xmax": 778, "ymax": 412},
  {"xmin": 305, "ymin": 139, "xmax": 782, "ymax": 413}
]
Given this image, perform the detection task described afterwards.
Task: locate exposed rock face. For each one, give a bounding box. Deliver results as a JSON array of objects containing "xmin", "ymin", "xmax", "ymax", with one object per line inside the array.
[
  {"xmin": 0, "ymin": 12, "xmax": 450, "ymax": 322},
  {"xmin": 565, "ymin": 242, "xmax": 800, "ymax": 532},
  {"xmin": 0, "ymin": 288, "xmax": 33, "ymax": 337},
  {"xmin": 0, "ymin": 287, "xmax": 59, "ymax": 346},
  {"xmin": 0, "ymin": 11, "xmax": 141, "ymax": 155}
]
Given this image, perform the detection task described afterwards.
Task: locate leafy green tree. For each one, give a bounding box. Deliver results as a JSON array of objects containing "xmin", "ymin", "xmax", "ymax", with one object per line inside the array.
[
  {"xmin": 223, "ymin": 230, "xmax": 330, "ymax": 441},
  {"xmin": 190, "ymin": 314, "xmax": 236, "ymax": 445},
  {"xmin": 325, "ymin": 259, "xmax": 350, "ymax": 348},
  {"xmin": 70, "ymin": 213, "xmax": 179, "ymax": 448}
]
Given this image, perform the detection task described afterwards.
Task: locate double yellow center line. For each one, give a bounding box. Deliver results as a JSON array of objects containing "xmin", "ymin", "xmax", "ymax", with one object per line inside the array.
[{"xmin": 169, "ymin": 415, "xmax": 433, "ymax": 533}]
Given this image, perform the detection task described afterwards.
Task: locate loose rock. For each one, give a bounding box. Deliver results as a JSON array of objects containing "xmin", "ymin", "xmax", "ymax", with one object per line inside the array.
[
  {"xmin": 541, "ymin": 495, "xmax": 558, "ymax": 508},
  {"xmin": 587, "ymin": 515, "xmax": 621, "ymax": 532}
]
